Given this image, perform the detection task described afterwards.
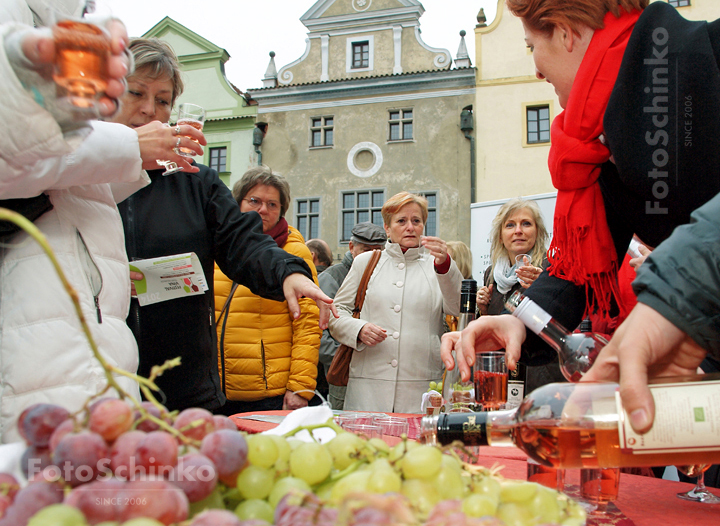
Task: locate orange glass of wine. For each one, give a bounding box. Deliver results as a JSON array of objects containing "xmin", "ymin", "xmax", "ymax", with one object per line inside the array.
[
  {"xmin": 676, "ymin": 464, "xmax": 720, "ymax": 503},
  {"xmin": 175, "ymin": 103, "xmax": 205, "ymax": 157},
  {"xmin": 473, "ymin": 351, "xmax": 508, "ymax": 411},
  {"xmin": 51, "ymin": 15, "xmax": 111, "ymax": 117}
]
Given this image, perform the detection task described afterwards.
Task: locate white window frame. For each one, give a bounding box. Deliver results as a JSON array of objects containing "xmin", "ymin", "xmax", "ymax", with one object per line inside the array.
[{"xmin": 346, "ymin": 35, "xmax": 374, "ymax": 73}]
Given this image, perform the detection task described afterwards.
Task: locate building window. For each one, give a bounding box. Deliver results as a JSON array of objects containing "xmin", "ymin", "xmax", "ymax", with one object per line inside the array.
[
  {"xmin": 310, "ymin": 116, "xmax": 333, "ymax": 148},
  {"xmin": 341, "ymin": 190, "xmax": 385, "ymax": 242},
  {"xmin": 526, "ymin": 105, "xmax": 550, "ymax": 144},
  {"xmin": 668, "ymin": 0, "xmax": 690, "ymax": 6},
  {"xmin": 389, "ymin": 109, "xmax": 413, "ymax": 141},
  {"xmin": 296, "ymin": 198, "xmax": 320, "ymax": 240},
  {"xmin": 415, "ymin": 191, "xmax": 437, "ymax": 237},
  {"xmin": 352, "ymin": 41, "xmax": 369, "ymax": 69},
  {"xmin": 346, "ymin": 36, "xmax": 374, "ymax": 73},
  {"xmin": 209, "ymin": 147, "xmax": 227, "ymax": 173}
]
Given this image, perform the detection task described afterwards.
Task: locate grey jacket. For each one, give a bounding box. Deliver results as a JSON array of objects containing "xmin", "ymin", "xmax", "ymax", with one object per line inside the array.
[
  {"xmin": 633, "ymin": 192, "xmax": 720, "ymax": 361},
  {"xmin": 317, "ymin": 251, "xmax": 353, "ymax": 367}
]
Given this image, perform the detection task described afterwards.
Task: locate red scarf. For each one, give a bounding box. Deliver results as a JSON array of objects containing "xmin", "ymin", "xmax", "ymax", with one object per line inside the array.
[
  {"xmin": 266, "ymin": 217, "xmax": 289, "ymax": 248},
  {"xmin": 547, "ymin": 9, "xmax": 640, "ymax": 318}
]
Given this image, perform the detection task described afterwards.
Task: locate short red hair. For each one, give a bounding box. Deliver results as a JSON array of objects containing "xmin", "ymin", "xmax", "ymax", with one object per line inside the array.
[
  {"xmin": 506, "ymin": 0, "xmax": 648, "ymax": 36},
  {"xmin": 381, "ymin": 192, "xmax": 428, "ymax": 227}
]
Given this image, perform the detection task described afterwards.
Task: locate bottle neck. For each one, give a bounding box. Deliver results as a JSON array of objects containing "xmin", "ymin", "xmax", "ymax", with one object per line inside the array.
[
  {"xmin": 433, "ymin": 409, "xmax": 517, "ymax": 448},
  {"xmin": 508, "ymin": 295, "xmax": 570, "ymax": 357}
]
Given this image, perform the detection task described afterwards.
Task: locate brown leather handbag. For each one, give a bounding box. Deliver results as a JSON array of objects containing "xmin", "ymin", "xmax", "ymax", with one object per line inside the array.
[{"xmin": 326, "ymin": 249, "xmax": 381, "ymax": 387}]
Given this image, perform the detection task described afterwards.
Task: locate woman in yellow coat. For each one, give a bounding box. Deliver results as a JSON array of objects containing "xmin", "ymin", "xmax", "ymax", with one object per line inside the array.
[{"xmin": 214, "ymin": 167, "xmax": 321, "ymax": 414}]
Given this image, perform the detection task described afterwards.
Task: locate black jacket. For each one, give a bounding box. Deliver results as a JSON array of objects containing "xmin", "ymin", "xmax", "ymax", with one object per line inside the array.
[
  {"xmin": 118, "ymin": 165, "xmax": 312, "ymax": 411},
  {"xmin": 522, "ymin": 3, "xmax": 720, "ymax": 364}
]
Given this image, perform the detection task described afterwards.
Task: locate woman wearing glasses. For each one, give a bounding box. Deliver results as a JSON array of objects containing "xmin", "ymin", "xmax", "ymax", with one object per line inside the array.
[{"xmin": 214, "ymin": 167, "xmax": 321, "ymax": 414}]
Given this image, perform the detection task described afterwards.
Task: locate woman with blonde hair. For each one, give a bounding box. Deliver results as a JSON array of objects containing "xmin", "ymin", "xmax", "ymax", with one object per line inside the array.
[
  {"xmin": 476, "ymin": 197, "xmax": 562, "ymax": 391},
  {"xmin": 329, "ymin": 192, "xmax": 462, "ymax": 413},
  {"xmin": 477, "ymin": 198, "xmax": 548, "ymax": 316}
]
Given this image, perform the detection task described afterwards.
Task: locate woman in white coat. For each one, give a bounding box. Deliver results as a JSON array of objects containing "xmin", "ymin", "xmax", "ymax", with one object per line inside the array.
[
  {"xmin": 0, "ymin": 0, "xmax": 203, "ymax": 443},
  {"xmin": 328, "ymin": 192, "xmax": 462, "ymax": 413}
]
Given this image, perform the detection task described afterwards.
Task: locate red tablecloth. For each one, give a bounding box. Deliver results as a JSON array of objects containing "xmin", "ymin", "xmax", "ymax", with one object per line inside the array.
[{"xmin": 230, "ymin": 411, "xmax": 720, "ymax": 526}]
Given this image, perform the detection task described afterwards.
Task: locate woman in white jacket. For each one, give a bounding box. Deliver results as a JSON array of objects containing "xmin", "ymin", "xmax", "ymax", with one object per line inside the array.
[
  {"xmin": 328, "ymin": 192, "xmax": 462, "ymax": 413},
  {"xmin": 0, "ymin": 0, "xmax": 203, "ymax": 443}
]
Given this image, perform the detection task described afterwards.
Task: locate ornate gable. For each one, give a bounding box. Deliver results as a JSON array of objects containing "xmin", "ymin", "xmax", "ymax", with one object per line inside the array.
[{"xmin": 272, "ymin": 0, "xmax": 451, "ymax": 86}]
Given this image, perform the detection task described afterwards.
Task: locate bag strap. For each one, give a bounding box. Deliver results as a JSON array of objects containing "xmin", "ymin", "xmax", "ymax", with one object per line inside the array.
[
  {"xmin": 352, "ymin": 249, "xmax": 381, "ymax": 319},
  {"xmin": 218, "ymin": 282, "xmax": 240, "ymax": 323}
]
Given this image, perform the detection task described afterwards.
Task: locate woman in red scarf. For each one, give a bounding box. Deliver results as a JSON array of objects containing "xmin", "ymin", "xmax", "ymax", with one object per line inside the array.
[
  {"xmin": 441, "ymin": 0, "xmax": 720, "ymax": 435},
  {"xmin": 214, "ymin": 167, "xmax": 322, "ymax": 414}
]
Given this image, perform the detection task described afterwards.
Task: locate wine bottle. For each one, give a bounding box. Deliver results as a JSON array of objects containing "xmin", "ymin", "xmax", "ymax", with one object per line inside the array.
[
  {"xmin": 442, "ymin": 279, "xmax": 477, "ymax": 412},
  {"xmin": 422, "ymin": 376, "xmax": 720, "ymax": 469},
  {"xmin": 504, "ymin": 291, "xmax": 608, "ymax": 382}
]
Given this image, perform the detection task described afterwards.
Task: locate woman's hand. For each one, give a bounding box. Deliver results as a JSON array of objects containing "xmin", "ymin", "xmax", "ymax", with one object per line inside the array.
[
  {"xmin": 440, "ymin": 315, "xmax": 526, "ymax": 382},
  {"xmin": 476, "ymin": 284, "xmax": 492, "ymax": 315},
  {"xmin": 134, "ymin": 121, "xmax": 206, "ymax": 173},
  {"xmin": 516, "ymin": 263, "xmax": 543, "ymax": 288},
  {"xmin": 582, "ymin": 303, "xmax": 706, "ymax": 434},
  {"xmin": 282, "ymin": 391, "xmax": 309, "ymax": 410},
  {"xmin": 629, "ymin": 243, "xmax": 652, "ymax": 270},
  {"xmin": 358, "ymin": 323, "xmax": 387, "ymax": 347},
  {"xmin": 282, "ymin": 273, "xmax": 339, "ymax": 329},
  {"xmin": 421, "ymin": 236, "xmax": 448, "ymax": 265},
  {"xmin": 129, "ymin": 270, "xmax": 144, "ymax": 297}
]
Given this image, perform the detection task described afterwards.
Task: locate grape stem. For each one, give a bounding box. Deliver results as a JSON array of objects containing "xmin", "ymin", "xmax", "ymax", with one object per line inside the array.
[
  {"xmin": 0, "ymin": 208, "xmax": 191, "ymax": 443},
  {"xmin": 282, "ymin": 419, "xmax": 344, "ymax": 440}
]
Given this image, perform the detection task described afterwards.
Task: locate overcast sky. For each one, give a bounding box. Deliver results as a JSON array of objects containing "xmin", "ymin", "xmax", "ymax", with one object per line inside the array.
[{"xmin": 106, "ymin": 0, "xmax": 500, "ymax": 92}]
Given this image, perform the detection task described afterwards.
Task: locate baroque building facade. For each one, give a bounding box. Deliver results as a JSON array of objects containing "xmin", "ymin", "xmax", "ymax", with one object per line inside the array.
[{"xmin": 247, "ymin": 0, "xmax": 476, "ymax": 261}]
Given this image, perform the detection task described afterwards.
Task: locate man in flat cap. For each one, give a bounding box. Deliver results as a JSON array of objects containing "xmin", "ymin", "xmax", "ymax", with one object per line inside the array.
[{"xmin": 317, "ymin": 222, "xmax": 387, "ymax": 409}]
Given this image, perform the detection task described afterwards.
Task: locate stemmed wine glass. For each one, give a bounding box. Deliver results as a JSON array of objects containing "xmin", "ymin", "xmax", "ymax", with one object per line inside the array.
[
  {"xmin": 676, "ymin": 464, "xmax": 720, "ymax": 503},
  {"xmin": 417, "ymin": 235, "xmax": 429, "ymax": 261}
]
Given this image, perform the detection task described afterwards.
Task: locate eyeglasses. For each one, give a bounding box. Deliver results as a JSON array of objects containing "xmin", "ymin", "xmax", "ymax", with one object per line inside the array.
[{"xmin": 243, "ymin": 197, "xmax": 281, "ymax": 212}]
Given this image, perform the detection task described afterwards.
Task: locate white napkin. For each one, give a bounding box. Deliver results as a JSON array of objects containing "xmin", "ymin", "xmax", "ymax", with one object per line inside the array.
[
  {"xmin": 261, "ymin": 405, "xmax": 337, "ymax": 444},
  {"xmin": 0, "ymin": 442, "xmax": 28, "ymax": 483}
]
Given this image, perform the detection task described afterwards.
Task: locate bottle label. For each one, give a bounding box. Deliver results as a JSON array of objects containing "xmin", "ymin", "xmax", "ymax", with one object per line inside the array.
[
  {"xmin": 437, "ymin": 412, "xmax": 489, "ymax": 447},
  {"xmin": 506, "ymin": 381, "xmax": 525, "ymax": 409},
  {"xmin": 512, "ymin": 297, "xmax": 552, "ymax": 335},
  {"xmin": 616, "ymin": 380, "xmax": 720, "ymax": 453}
]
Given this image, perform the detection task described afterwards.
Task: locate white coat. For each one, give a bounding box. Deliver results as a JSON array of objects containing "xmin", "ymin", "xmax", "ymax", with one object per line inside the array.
[
  {"xmin": 328, "ymin": 242, "xmax": 462, "ymax": 413},
  {"xmin": 0, "ymin": 5, "xmax": 148, "ymax": 442}
]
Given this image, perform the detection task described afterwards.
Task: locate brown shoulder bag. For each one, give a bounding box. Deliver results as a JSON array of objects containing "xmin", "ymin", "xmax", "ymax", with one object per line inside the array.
[{"xmin": 326, "ymin": 249, "xmax": 381, "ymax": 387}]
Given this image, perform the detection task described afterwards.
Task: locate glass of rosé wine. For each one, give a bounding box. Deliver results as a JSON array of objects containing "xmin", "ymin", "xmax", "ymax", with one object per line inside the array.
[
  {"xmin": 473, "ymin": 351, "xmax": 508, "ymax": 411},
  {"xmin": 174, "ymin": 103, "xmax": 205, "ymax": 156},
  {"xmin": 676, "ymin": 464, "xmax": 720, "ymax": 503}
]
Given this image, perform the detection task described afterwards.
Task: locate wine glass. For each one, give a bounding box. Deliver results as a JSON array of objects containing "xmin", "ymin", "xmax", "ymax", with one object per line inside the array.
[
  {"xmin": 473, "ymin": 351, "xmax": 508, "ymax": 410},
  {"xmin": 580, "ymin": 467, "xmax": 621, "ymax": 516},
  {"xmin": 156, "ymin": 124, "xmax": 182, "ymax": 175},
  {"xmin": 175, "ymin": 103, "xmax": 206, "ymax": 156},
  {"xmin": 676, "ymin": 464, "xmax": 720, "ymax": 503},
  {"xmin": 156, "ymin": 160, "xmax": 182, "ymax": 176},
  {"xmin": 417, "ymin": 235, "xmax": 429, "ymax": 261},
  {"xmin": 49, "ymin": 0, "xmax": 114, "ymax": 118},
  {"xmin": 515, "ymin": 253, "xmax": 531, "ymax": 267}
]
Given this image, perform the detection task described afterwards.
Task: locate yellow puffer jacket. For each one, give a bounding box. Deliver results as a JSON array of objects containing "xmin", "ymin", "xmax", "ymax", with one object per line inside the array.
[{"xmin": 214, "ymin": 226, "xmax": 321, "ymax": 402}]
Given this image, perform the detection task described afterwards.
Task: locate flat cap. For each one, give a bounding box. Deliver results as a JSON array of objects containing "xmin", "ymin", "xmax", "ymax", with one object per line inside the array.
[{"xmin": 351, "ymin": 222, "xmax": 387, "ymax": 245}]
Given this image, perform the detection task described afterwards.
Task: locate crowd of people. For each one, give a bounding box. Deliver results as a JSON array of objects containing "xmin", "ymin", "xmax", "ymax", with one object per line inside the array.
[{"xmin": 1, "ymin": 1, "xmax": 719, "ymax": 496}]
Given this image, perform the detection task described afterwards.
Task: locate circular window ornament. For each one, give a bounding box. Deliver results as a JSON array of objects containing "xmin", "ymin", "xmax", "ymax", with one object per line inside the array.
[
  {"xmin": 347, "ymin": 142, "xmax": 383, "ymax": 178},
  {"xmin": 352, "ymin": 0, "xmax": 372, "ymax": 12}
]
